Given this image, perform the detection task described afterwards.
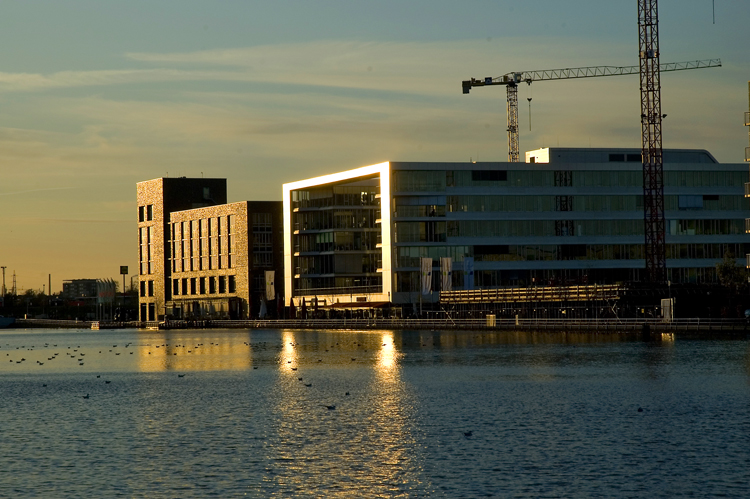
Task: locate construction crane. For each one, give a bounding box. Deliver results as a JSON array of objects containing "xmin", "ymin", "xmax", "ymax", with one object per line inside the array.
[
  {"xmin": 462, "ymin": 59, "xmax": 720, "ymax": 163},
  {"xmin": 639, "ymin": 0, "xmax": 666, "ymax": 282}
]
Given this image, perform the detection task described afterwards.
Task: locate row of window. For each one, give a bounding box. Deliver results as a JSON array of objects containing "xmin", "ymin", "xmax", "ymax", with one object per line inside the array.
[
  {"xmin": 139, "ymin": 280, "xmax": 154, "ymax": 298},
  {"xmin": 393, "ymin": 219, "xmax": 745, "ymax": 242},
  {"xmin": 433, "ymin": 194, "xmax": 745, "ymax": 214},
  {"xmin": 294, "ymin": 253, "xmax": 381, "ymax": 276},
  {"xmin": 172, "ymin": 275, "xmax": 237, "ymax": 297},
  {"xmin": 292, "ymin": 185, "xmax": 379, "ymax": 210},
  {"xmin": 294, "ymin": 276, "xmax": 382, "ymax": 295},
  {"xmin": 294, "ymin": 231, "xmax": 380, "ymax": 253},
  {"xmin": 252, "ymin": 213, "xmax": 274, "ymax": 268},
  {"xmin": 394, "ymin": 243, "xmax": 747, "ymax": 267},
  {"xmin": 139, "ymin": 227, "xmax": 153, "ymax": 275},
  {"xmin": 170, "ymin": 217, "xmax": 234, "ymax": 272},
  {"xmin": 392, "ymin": 170, "xmax": 747, "ymax": 191},
  {"xmin": 294, "ymin": 208, "xmax": 380, "ymax": 231},
  {"xmin": 138, "ymin": 205, "xmax": 154, "ymax": 222}
]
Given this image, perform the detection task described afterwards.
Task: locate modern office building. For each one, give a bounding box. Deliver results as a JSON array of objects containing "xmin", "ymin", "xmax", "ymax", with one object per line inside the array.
[
  {"xmin": 284, "ymin": 148, "xmax": 749, "ymax": 309},
  {"xmin": 137, "ymin": 177, "xmax": 282, "ymax": 321}
]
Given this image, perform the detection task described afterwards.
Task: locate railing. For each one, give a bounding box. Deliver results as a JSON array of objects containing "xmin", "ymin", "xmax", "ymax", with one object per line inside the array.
[
  {"xmin": 745, "ymin": 218, "xmax": 750, "ymax": 234},
  {"xmin": 745, "ymin": 182, "xmax": 750, "ymax": 197},
  {"xmin": 745, "ymin": 146, "xmax": 750, "ymax": 162},
  {"xmin": 441, "ymin": 284, "xmax": 623, "ymax": 304},
  {"xmin": 746, "ymin": 253, "xmax": 750, "ymax": 269},
  {"xmin": 745, "ymin": 111, "xmax": 750, "ymax": 126}
]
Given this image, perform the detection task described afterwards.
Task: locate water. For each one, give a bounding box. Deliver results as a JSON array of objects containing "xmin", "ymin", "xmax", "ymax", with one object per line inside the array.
[{"xmin": 1, "ymin": 328, "xmax": 748, "ymax": 497}]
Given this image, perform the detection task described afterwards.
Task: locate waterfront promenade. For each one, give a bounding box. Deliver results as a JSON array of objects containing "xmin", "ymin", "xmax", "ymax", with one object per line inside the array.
[{"xmin": 11, "ymin": 317, "xmax": 750, "ymax": 335}]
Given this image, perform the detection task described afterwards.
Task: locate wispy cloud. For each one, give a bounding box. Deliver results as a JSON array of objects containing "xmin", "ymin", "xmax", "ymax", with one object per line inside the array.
[
  {"xmin": 0, "ymin": 39, "xmax": 638, "ymax": 95},
  {"xmin": 0, "ymin": 186, "xmax": 79, "ymax": 197}
]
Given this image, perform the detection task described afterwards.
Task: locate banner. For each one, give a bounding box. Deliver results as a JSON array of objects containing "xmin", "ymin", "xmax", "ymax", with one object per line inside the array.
[
  {"xmin": 463, "ymin": 257, "xmax": 474, "ymax": 290},
  {"xmin": 420, "ymin": 257, "xmax": 432, "ymax": 295},
  {"xmin": 265, "ymin": 270, "xmax": 275, "ymax": 301},
  {"xmin": 440, "ymin": 257, "xmax": 452, "ymax": 291}
]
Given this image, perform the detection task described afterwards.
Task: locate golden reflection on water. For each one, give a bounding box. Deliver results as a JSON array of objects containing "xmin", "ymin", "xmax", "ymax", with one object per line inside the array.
[
  {"xmin": 376, "ymin": 332, "xmax": 397, "ymax": 372},
  {"xmin": 280, "ymin": 330, "xmax": 299, "ymax": 374},
  {"xmin": 136, "ymin": 331, "xmax": 252, "ymax": 372},
  {"xmin": 265, "ymin": 330, "xmax": 420, "ymax": 497}
]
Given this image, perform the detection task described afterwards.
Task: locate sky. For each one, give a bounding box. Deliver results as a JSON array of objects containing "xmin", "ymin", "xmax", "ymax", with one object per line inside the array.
[{"xmin": 0, "ymin": 0, "xmax": 748, "ymax": 294}]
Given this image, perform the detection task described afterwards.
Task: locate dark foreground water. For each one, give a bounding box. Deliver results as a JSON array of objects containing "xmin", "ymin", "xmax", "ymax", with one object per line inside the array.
[{"xmin": 0, "ymin": 328, "xmax": 748, "ymax": 498}]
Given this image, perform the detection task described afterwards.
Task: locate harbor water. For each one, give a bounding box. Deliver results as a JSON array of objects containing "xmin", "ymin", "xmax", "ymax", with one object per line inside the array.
[{"xmin": 1, "ymin": 328, "xmax": 748, "ymax": 497}]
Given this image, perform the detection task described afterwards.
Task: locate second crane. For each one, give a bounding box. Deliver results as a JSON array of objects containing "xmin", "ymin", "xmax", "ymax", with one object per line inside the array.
[{"xmin": 462, "ymin": 59, "xmax": 721, "ymax": 162}]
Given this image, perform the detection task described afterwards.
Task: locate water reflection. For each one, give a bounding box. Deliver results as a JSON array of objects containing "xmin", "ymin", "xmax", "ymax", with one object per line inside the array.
[
  {"xmin": 136, "ymin": 331, "xmax": 253, "ymax": 372},
  {"xmin": 376, "ymin": 332, "xmax": 398, "ymax": 372},
  {"xmin": 280, "ymin": 330, "xmax": 299, "ymax": 374},
  {"xmin": 259, "ymin": 329, "xmax": 425, "ymax": 497}
]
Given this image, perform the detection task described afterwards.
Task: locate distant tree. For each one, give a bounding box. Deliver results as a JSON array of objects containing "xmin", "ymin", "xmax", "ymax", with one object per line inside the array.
[{"xmin": 716, "ymin": 251, "xmax": 748, "ymax": 289}]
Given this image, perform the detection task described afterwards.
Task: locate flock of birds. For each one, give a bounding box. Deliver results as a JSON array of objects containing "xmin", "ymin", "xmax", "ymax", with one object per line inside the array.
[
  {"xmin": 3, "ymin": 341, "xmax": 136, "ymax": 368},
  {"xmin": 0, "ymin": 335, "xmax": 503, "ymax": 437}
]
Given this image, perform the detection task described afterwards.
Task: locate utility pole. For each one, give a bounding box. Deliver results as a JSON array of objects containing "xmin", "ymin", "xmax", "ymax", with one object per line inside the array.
[{"xmin": 1, "ymin": 266, "xmax": 6, "ymax": 297}]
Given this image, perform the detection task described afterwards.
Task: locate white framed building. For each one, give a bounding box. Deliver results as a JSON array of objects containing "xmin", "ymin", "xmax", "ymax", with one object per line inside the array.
[{"xmin": 284, "ymin": 148, "xmax": 749, "ymax": 308}]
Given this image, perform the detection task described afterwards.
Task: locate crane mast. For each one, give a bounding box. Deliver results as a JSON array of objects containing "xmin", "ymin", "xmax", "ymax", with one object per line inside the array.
[{"xmin": 639, "ymin": 0, "xmax": 666, "ymax": 282}]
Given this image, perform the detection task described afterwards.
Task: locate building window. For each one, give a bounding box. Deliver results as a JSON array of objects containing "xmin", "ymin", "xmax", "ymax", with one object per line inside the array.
[
  {"xmin": 147, "ymin": 281, "xmax": 154, "ymax": 297},
  {"xmin": 199, "ymin": 277, "xmax": 206, "ymax": 295},
  {"xmin": 190, "ymin": 278, "xmax": 197, "ymax": 295},
  {"xmin": 228, "ymin": 275, "xmax": 236, "ymax": 293},
  {"xmin": 219, "ymin": 276, "xmax": 226, "ymax": 294},
  {"xmin": 140, "ymin": 281, "xmax": 146, "ymax": 297},
  {"xmin": 139, "ymin": 228, "xmax": 145, "ymax": 275},
  {"xmin": 173, "ymin": 279, "xmax": 179, "ymax": 296},
  {"xmin": 209, "ymin": 277, "xmax": 216, "ymax": 294},
  {"xmin": 146, "ymin": 204, "xmax": 153, "ymax": 221},
  {"xmin": 138, "ymin": 206, "xmax": 144, "ymax": 222},
  {"xmin": 472, "ymin": 170, "xmax": 507, "ymax": 182},
  {"xmin": 147, "ymin": 227, "xmax": 153, "ymax": 274}
]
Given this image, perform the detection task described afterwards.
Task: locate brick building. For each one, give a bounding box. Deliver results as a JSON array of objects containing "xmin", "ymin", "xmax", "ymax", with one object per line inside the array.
[{"xmin": 136, "ymin": 177, "xmax": 282, "ymax": 321}]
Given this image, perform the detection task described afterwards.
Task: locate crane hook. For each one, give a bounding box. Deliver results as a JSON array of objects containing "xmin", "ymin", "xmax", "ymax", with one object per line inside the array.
[{"xmin": 527, "ymin": 97, "xmax": 532, "ymax": 131}]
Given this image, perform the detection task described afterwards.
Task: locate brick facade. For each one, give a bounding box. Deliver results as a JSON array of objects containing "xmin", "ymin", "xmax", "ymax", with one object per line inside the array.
[{"xmin": 136, "ymin": 177, "xmax": 282, "ymax": 321}]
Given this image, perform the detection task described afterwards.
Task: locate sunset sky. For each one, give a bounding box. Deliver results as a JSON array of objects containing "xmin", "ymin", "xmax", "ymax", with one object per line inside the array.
[{"xmin": 0, "ymin": 0, "xmax": 748, "ymax": 293}]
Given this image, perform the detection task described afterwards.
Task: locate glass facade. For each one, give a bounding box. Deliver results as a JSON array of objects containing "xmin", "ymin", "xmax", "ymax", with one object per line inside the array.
[
  {"xmin": 290, "ymin": 177, "xmax": 383, "ymax": 296},
  {"xmin": 391, "ymin": 157, "xmax": 749, "ymax": 290}
]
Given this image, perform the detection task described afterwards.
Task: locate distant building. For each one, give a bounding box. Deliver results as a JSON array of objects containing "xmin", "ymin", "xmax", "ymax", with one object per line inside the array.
[
  {"xmin": 136, "ymin": 177, "xmax": 282, "ymax": 321},
  {"xmin": 284, "ymin": 148, "xmax": 750, "ymax": 309},
  {"xmin": 62, "ymin": 279, "xmax": 99, "ymax": 299}
]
